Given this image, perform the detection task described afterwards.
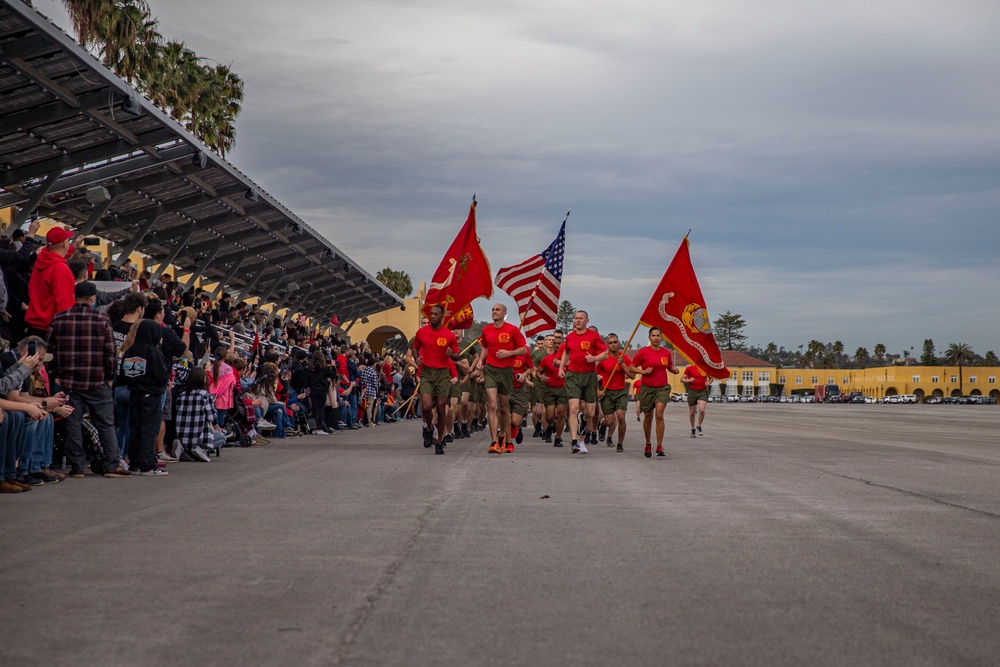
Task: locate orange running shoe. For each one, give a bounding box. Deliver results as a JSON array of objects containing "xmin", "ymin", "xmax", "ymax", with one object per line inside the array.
[
  {"xmin": 488, "ymin": 442, "xmax": 502, "ymax": 454},
  {"xmin": 505, "ymin": 443, "xmax": 515, "ymax": 453}
]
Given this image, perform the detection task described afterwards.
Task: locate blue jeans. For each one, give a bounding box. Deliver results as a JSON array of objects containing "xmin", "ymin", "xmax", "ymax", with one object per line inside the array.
[
  {"xmin": 66, "ymin": 384, "xmax": 121, "ymax": 473},
  {"xmin": 22, "ymin": 414, "xmax": 54, "ymax": 474},
  {"xmin": 113, "ymin": 385, "xmax": 131, "ymax": 459},
  {"xmin": 1, "ymin": 411, "xmax": 26, "ymax": 480},
  {"xmin": 265, "ymin": 403, "xmax": 290, "ymax": 438}
]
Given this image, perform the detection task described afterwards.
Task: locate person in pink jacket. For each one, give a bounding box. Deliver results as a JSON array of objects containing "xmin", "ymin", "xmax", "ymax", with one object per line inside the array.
[{"xmin": 207, "ymin": 347, "xmax": 238, "ymax": 426}]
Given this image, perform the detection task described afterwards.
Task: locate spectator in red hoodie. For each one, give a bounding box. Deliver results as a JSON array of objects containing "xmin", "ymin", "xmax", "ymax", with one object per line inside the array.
[{"xmin": 25, "ymin": 227, "xmax": 76, "ymax": 338}]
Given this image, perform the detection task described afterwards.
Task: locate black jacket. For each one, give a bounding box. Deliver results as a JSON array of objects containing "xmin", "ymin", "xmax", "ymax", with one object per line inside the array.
[{"xmin": 119, "ymin": 320, "xmax": 169, "ymax": 394}]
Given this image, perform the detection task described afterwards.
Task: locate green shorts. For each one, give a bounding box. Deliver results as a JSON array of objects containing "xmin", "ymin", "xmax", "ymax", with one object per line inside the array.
[
  {"xmin": 687, "ymin": 389, "xmax": 709, "ymax": 406},
  {"xmin": 509, "ymin": 385, "xmax": 529, "ymax": 416},
  {"xmin": 450, "ymin": 380, "xmax": 462, "ymax": 400},
  {"xmin": 543, "ymin": 385, "xmax": 568, "ymax": 408},
  {"xmin": 601, "ymin": 388, "xmax": 630, "ymax": 414},
  {"xmin": 564, "ymin": 370, "xmax": 598, "ymax": 403},
  {"xmin": 639, "ymin": 384, "xmax": 671, "ymax": 413},
  {"xmin": 531, "ymin": 382, "xmax": 544, "ymax": 405},
  {"xmin": 470, "ymin": 381, "xmax": 486, "ymax": 404},
  {"xmin": 484, "ymin": 365, "xmax": 514, "ymax": 396},
  {"xmin": 419, "ymin": 367, "xmax": 453, "ymax": 400},
  {"xmin": 459, "ymin": 379, "xmax": 473, "ymax": 396}
]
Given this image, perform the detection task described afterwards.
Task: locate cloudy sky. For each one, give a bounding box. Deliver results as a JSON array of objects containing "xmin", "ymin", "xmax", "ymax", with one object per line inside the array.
[{"xmin": 35, "ymin": 0, "xmax": 1000, "ymax": 356}]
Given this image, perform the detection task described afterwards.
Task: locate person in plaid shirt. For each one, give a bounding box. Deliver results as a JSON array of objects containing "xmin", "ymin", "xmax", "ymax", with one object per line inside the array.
[
  {"xmin": 173, "ymin": 367, "xmax": 223, "ymax": 462},
  {"xmin": 46, "ymin": 282, "xmax": 129, "ymax": 478},
  {"xmin": 359, "ymin": 361, "xmax": 379, "ymax": 425}
]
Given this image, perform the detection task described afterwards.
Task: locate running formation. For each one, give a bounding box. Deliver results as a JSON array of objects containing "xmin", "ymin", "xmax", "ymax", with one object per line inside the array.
[{"xmin": 409, "ymin": 304, "xmax": 710, "ymax": 457}]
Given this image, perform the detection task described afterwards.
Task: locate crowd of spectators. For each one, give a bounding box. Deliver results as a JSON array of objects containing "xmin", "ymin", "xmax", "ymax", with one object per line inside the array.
[{"xmin": 0, "ymin": 223, "xmax": 412, "ymax": 494}]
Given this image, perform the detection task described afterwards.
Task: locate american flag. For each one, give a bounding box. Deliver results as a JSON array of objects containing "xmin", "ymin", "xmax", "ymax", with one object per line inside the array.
[{"xmin": 494, "ymin": 221, "xmax": 566, "ymax": 337}]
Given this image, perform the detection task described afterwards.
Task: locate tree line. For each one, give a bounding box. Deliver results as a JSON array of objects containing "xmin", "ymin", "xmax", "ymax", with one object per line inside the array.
[{"xmin": 52, "ymin": 0, "xmax": 245, "ymax": 157}]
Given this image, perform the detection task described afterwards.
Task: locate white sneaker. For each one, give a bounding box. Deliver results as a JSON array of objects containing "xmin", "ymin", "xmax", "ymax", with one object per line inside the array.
[
  {"xmin": 577, "ymin": 441, "xmax": 589, "ymax": 454},
  {"xmin": 191, "ymin": 446, "xmax": 211, "ymax": 463},
  {"xmin": 157, "ymin": 451, "xmax": 179, "ymax": 463},
  {"xmin": 257, "ymin": 419, "xmax": 276, "ymax": 429},
  {"xmin": 139, "ymin": 468, "xmax": 169, "ymax": 476},
  {"xmin": 170, "ymin": 439, "xmax": 183, "ymax": 458},
  {"xmin": 313, "ymin": 429, "xmax": 328, "ymax": 435}
]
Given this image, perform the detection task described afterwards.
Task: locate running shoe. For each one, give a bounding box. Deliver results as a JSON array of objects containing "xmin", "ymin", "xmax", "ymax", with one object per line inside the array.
[
  {"xmin": 598, "ymin": 423, "xmax": 607, "ymax": 441},
  {"xmin": 514, "ymin": 426, "xmax": 523, "ymax": 444},
  {"xmin": 423, "ymin": 427, "xmax": 433, "ymax": 448},
  {"xmin": 697, "ymin": 426, "xmax": 703, "ymax": 436},
  {"xmin": 616, "ymin": 443, "xmax": 624, "ymax": 453},
  {"xmin": 578, "ymin": 441, "xmax": 589, "ymax": 454},
  {"xmin": 553, "ymin": 438, "xmax": 563, "ymax": 448},
  {"xmin": 644, "ymin": 444, "xmax": 652, "ymax": 458},
  {"xmin": 532, "ymin": 424, "xmax": 542, "ymax": 438},
  {"xmin": 690, "ymin": 429, "xmax": 696, "ymax": 438},
  {"xmin": 571, "ymin": 440, "xmax": 580, "ymax": 454},
  {"xmin": 435, "ymin": 443, "xmax": 445, "ymax": 455},
  {"xmin": 656, "ymin": 446, "xmax": 665, "ymax": 457},
  {"xmin": 488, "ymin": 442, "xmax": 502, "ymax": 454},
  {"xmin": 505, "ymin": 443, "xmax": 515, "ymax": 453}
]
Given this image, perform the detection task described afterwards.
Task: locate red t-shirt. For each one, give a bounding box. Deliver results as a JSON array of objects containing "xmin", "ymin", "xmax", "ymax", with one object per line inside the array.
[
  {"xmin": 597, "ymin": 353, "xmax": 633, "ymax": 391},
  {"xmin": 683, "ymin": 365, "xmax": 708, "ymax": 391},
  {"xmin": 539, "ymin": 353, "xmax": 565, "ymax": 388},
  {"xmin": 511, "ymin": 352, "xmax": 534, "ymax": 388},
  {"xmin": 479, "ymin": 322, "xmax": 527, "ymax": 369},
  {"xmin": 631, "ymin": 346, "xmax": 675, "ymax": 388},
  {"xmin": 557, "ymin": 329, "xmax": 608, "ymax": 374},
  {"xmin": 413, "ymin": 325, "xmax": 459, "ymax": 369}
]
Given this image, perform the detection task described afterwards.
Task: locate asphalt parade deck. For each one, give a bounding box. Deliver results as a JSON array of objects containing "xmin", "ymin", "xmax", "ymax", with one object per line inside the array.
[{"xmin": 2, "ymin": 404, "xmax": 999, "ymax": 666}]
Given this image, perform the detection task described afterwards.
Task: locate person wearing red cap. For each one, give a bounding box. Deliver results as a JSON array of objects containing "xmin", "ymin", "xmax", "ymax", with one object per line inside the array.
[{"xmin": 25, "ymin": 227, "xmax": 76, "ymax": 338}]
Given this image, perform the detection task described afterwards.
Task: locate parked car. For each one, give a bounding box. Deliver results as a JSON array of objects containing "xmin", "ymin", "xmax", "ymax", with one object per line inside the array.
[
  {"xmin": 898, "ymin": 394, "xmax": 917, "ymax": 404},
  {"xmin": 925, "ymin": 396, "xmax": 943, "ymax": 404},
  {"xmin": 864, "ymin": 396, "xmax": 878, "ymax": 404}
]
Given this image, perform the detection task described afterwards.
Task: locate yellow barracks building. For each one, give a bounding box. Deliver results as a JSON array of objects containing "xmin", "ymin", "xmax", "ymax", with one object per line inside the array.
[
  {"xmin": 665, "ymin": 351, "xmax": 999, "ymax": 403},
  {"xmin": 778, "ymin": 366, "xmax": 1000, "ymax": 403}
]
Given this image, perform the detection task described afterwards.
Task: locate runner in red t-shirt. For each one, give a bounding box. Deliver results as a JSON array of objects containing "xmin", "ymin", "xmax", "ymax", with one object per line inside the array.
[
  {"xmin": 536, "ymin": 334, "xmax": 568, "ymax": 447},
  {"xmin": 410, "ymin": 305, "xmax": 461, "ymax": 454},
  {"xmin": 681, "ymin": 364, "xmax": 712, "ymax": 438},
  {"xmin": 507, "ymin": 350, "xmax": 534, "ymax": 452},
  {"xmin": 556, "ymin": 310, "xmax": 608, "ymax": 453},
  {"xmin": 627, "ymin": 327, "xmax": 677, "ymax": 458},
  {"xmin": 472, "ymin": 303, "xmax": 527, "ymax": 454},
  {"xmin": 596, "ymin": 332, "xmax": 635, "ymax": 452}
]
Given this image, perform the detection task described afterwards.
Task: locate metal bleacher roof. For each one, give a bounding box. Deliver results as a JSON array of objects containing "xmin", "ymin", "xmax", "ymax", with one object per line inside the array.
[{"xmin": 0, "ymin": 0, "xmax": 402, "ymax": 322}]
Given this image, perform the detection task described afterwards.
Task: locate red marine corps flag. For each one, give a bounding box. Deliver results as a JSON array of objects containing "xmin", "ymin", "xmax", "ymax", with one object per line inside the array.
[
  {"xmin": 448, "ymin": 304, "xmax": 475, "ymax": 330},
  {"xmin": 638, "ymin": 238, "xmax": 730, "ymax": 380},
  {"xmin": 423, "ymin": 198, "xmax": 493, "ymax": 326}
]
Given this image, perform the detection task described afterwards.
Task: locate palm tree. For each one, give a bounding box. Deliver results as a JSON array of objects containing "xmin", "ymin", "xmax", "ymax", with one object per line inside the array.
[
  {"xmin": 64, "ymin": 3, "xmax": 246, "ymax": 157},
  {"xmin": 873, "ymin": 343, "xmax": 886, "ymax": 365},
  {"xmin": 63, "ymin": 0, "xmax": 113, "ymax": 49},
  {"xmin": 805, "ymin": 340, "xmax": 825, "ymax": 368},
  {"xmin": 832, "ymin": 340, "xmax": 844, "ymax": 366},
  {"xmin": 855, "ymin": 347, "xmax": 868, "ymax": 369},
  {"xmin": 376, "ymin": 268, "xmax": 413, "ymax": 299},
  {"xmin": 985, "ymin": 351, "xmax": 999, "ymax": 366},
  {"xmin": 764, "ymin": 342, "xmax": 778, "ymax": 363},
  {"xmin": 944, "ymin": 343, "xmax": 975, "ymax": 396}
]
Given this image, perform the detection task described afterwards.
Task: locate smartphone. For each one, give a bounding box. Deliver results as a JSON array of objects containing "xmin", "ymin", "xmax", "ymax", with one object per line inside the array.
[{"xmin": 28, "ymin": 341, "xmax": 37, "ymax": 357}]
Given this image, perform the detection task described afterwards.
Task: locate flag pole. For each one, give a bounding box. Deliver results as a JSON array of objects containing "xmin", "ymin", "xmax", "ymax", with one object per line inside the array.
[{"xmin": 601, "ymin": 320, "xmax": 642, "ymax": 391}]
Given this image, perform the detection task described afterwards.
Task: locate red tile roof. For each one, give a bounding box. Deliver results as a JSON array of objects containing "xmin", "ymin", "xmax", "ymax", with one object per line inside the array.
[{"xmin": 668, "ymin": 349, "xmax": 774, "ymax": 368}]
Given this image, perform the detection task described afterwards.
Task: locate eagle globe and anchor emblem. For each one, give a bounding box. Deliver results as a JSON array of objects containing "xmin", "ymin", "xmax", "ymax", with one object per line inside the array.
[{"xmin": 658, "ymin": 292, "xmax": 712, "ymax": 335}]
